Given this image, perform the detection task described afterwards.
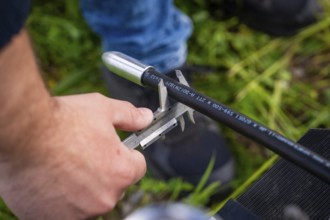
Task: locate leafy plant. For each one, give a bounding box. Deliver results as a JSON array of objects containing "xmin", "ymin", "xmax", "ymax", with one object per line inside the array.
[{"xmin": 1, "ymin": 0, "xmax": 329, "ymax": 219}]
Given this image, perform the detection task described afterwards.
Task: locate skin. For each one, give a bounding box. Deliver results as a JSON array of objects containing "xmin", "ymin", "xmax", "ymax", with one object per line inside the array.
[{"xmin": 0, "ymin": 29, "xmax": 153, "ymax": 219}]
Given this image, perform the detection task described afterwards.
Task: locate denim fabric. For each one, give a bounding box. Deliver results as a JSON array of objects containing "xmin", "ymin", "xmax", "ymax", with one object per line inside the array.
[{"xmin": 80, "ymin": 0, "xmax": 192, "ymax": 73}]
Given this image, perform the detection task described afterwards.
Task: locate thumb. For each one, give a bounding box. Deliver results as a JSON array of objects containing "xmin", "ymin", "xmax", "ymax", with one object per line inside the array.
[{"xmin": 110, "ymin": 100, "xmax": 153, "ymax": 131}]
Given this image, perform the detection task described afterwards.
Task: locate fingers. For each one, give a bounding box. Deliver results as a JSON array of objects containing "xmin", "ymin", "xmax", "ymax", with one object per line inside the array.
[
  {"xmin": 109, "ymin": 99, "xmax": 153, "ymax": 131},
  {"xmin": 128, "ymin": 147, "xmax": 147, "ymax": 182},
  {"xmin": 118, "ymin": 142, "xmax": 147, "ymax": 182},
  {"xmin": 57, "ymin": 93, "xmax": 153, "ymax": 131}
]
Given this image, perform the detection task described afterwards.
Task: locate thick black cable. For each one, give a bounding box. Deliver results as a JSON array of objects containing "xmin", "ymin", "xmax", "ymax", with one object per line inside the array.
[{"xmin": 141, "ymin": 68, "xmax": 330, "ymax": 184}]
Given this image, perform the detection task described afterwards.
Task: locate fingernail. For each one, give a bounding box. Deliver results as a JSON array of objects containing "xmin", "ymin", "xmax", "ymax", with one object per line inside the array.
[
  {"xmin": 120, "ymin": 192, "xmax": 126, "ymax": 200},
  {"xmin": 138, "ymin": 108, "xmax": 153, "ymax": 123}
]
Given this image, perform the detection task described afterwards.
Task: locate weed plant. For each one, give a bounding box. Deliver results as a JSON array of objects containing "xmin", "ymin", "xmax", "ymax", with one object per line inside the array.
[{"xmin": 0, "ymin": 0, "xmax": 329, "ymax": 219}]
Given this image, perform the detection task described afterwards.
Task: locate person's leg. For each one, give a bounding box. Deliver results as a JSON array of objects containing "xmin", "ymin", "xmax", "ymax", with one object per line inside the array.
[
  {"xmin": 81, "ymin": 0, "xmax": 192, "ymax": 73},
  {"xmin": 80, "ymin": 0, "xmax": 194, "ymax": 110},
  {"xmin": 208, "ymin": 0, "xmax": 321, "ymax": 36},
  {"xmin": 81, "ymin": 0, "xmax": 235, "ymax": 195}
]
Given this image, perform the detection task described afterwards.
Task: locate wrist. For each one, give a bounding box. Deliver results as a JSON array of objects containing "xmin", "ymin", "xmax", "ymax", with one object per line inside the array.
[
  {"xmin": 0, "ymin": 29, "xmax": 57, "ymax": 163},
  {"xmin": 0, "ymin": 93, "xmax": 57, "ymax": 162}
]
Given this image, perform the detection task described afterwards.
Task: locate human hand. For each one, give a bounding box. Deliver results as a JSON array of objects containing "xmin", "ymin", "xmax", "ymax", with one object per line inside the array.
[{"xmin": 0, "ymin": 93, "xmax": 153, "ymax": 220}]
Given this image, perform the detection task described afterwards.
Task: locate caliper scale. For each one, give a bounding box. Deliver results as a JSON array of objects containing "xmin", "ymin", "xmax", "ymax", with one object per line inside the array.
[{"xmin": 123, "ymin": 70, "xmax": 195, "ymax": 149}]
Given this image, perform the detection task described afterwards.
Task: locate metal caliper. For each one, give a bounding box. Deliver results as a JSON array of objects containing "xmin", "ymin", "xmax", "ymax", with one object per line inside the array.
[{"xmin": 123, "ymin": 70, "xmax": 195, "ymax": 149}]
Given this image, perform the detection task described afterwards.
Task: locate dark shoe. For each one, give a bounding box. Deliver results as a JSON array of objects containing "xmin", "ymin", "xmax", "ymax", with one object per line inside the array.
[
  {"xmin": 102, "ymin": 66, "xmax": 235, "ymax": 196},
  {"xmin": 207, "ymin": 0, "xmax": 322, "ymax": 36},
  {"xmin": 144, "ymin": 112, "xmax": 235, "ymax": 186}
]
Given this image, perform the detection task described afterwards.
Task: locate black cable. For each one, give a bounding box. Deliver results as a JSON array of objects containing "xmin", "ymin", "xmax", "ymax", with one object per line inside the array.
[
  {"xmin": 141, "ymin": 68, "xmax": 330, "ymax": 184},
  {"xmin": 101, "ymin": 51, "xmax": 330, "ymax": 184}
]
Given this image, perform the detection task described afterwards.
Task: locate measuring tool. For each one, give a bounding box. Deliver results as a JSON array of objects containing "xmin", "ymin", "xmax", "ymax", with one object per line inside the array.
[{"xmin": 102, "ymin": 51, "xmax": 330, "ymax": 184}]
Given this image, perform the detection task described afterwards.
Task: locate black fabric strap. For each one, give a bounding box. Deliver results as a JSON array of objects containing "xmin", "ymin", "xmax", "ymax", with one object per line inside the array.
[{"xmin": 0, "ymin": 0, "xmax": 31, "ymax": 49}]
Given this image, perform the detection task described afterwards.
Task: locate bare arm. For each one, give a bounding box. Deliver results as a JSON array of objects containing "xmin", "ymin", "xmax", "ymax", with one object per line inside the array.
[
  {"xmin": 0, "ymin": 29, "xmax": 152, "ymax": 220},
  {"xmin": 0, "ymin": 29, "xmax": 54, "ymax": 158}
]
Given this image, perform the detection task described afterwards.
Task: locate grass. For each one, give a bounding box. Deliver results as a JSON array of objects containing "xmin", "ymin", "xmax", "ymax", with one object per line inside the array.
[{"xmin": 1, "ymin": 0, "xmax": 330, "ymax": 219}]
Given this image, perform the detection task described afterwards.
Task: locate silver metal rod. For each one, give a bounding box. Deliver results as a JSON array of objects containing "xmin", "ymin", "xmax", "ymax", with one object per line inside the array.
[{"xmin": 102, "ymin": 51, "xmax": 151, "ymax": 86}]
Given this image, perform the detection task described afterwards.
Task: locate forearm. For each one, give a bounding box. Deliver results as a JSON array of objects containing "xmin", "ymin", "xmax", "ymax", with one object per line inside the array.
[
  {"xmin": 0, "ymin": 26, "xmax": 152, "ymax": 220},
  {"xmin": 0, "ymin": 29, "xmax": 55, "ymax": 160}
]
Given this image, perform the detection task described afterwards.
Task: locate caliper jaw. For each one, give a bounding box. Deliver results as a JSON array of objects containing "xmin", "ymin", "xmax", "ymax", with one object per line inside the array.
[{"xmin": 123, "ymin": 70, "xmax": 195, "ymax": 149}]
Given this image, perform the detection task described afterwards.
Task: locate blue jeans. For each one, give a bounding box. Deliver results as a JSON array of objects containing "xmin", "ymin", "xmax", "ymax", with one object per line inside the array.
[{"xmin": 80, "ymin": 0, "xmax": 193, "ymax": 73}]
